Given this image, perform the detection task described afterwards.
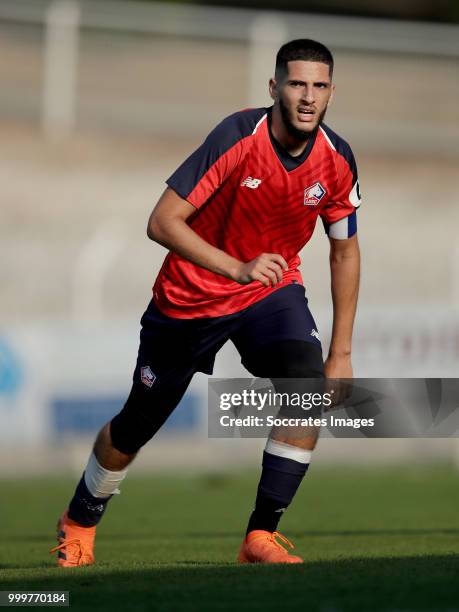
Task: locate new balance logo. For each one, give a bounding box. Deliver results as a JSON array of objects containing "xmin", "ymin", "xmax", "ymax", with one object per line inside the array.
[
  {"xmin": 84, "ymin": 501, "xmax": 105, "ymax": 513},
  {"xmin": 241, "ymin": 176, "xmax": 262, "ymax": 189},
  {"xmin": 311, "ymin": 329, "xmax": 320, "ymax": 341}
]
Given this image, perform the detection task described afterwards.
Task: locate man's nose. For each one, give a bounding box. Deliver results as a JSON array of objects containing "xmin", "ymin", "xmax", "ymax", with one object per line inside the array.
[{"xmin": 302, "ymin": 85, "xmax": 315, "ymax": 105}]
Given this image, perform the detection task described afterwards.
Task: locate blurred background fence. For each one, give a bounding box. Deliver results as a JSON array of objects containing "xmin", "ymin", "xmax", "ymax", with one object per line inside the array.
[{"xmin": 1, "ymin": 0, "xmax": 458, "ymax": 474}]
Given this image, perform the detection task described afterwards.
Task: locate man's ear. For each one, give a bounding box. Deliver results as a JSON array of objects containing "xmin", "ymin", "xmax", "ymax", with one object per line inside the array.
[{"xmin": 269, "ymin": 78, "xmax": 277, "ymax": 101}]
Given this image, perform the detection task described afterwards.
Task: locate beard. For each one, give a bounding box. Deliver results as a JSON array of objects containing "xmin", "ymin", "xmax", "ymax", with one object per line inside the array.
[{"xmin": 279, "ymin": 97, "xmax": 327, "ymax": 141}]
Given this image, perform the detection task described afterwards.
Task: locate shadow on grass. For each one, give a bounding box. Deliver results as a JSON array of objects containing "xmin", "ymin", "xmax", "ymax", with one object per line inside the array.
[
  {"xmin": 179, "ymin": 528, "xmax": 459, "ymax": 540},
  {"xmin": 4, "ymin": 527, "xmax": 459, "ymax": 544},
  {"xmin": 0, "ymin": 555, "xmax": 458, "ymax": 612}
]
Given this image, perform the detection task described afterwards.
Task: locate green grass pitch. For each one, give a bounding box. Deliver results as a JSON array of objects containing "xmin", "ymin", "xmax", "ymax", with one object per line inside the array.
[{"xmin": 1, "ymin": 465, "xmax": 458, "ymax": 611}]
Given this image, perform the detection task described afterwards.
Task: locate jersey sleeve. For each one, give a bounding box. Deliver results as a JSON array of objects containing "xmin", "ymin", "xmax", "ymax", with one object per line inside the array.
[
  {"xmin": 320, "ymin": 142, "xmax": 361, "ymax": 237},
  {"xmin": 166, "ymin": 115, "xmax": 246, "ymax": 210}
]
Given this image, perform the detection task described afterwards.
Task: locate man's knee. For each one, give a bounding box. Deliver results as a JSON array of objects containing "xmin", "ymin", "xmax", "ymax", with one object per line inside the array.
[
  {"xmin": 109, "ymin": 381, "xmax": 188, "ymax": 455},
  {"xmin": 244, "ymin": 340, "xmax": 324, "ymax": 378},
  {"xmin": 109, "ymin": 402, "xmax": 159, "ymax": 456},
  {"xmin": 109, "ymin": 410, "xmax": 156, "ymax": 456},
  {"xmin": 93, "ymin": 422, "xmax": 136, "ymax": 470}
]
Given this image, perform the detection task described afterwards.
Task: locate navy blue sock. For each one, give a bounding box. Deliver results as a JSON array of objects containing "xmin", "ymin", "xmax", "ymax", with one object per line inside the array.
[
  {"xmin": 246, "ymin": 450, "xmax": 309, "ymax": 535},
  {"xmin": 67, "ymin": 473, "xmax": 112, "ymax": 527}
]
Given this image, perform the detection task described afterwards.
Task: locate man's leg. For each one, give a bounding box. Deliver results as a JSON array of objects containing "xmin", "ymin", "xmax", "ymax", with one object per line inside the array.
[
  {"xmin": 66, "ymin": 369, "xmax": 191, "ymax": 527},
  {"xmin": 231, "ymin": 285, "xmax": 324, "ymax": 563},
  {"xmin": 51, "ymin": 295, "xmax": 234, "ymax": 566},
  {"xmin": 51, "ymin": 376, "xmax": 193, "ymax": 567},
  {"xmin": 51, "ymin": 296, "xmax": 200, "ymax": 567},
  {"xmin": 238, "ymin": 340, "xmax": 323, "ymax": 563},
  {"xmin": 52, "ymin": 377, "xmax": 191, "ymax": 567}
]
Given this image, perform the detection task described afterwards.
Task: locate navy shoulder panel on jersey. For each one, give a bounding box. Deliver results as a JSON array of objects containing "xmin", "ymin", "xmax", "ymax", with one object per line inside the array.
[
  {"xmin": 215, "ymin": 107, "xmax": 268, "ymax": 149},
  {"xmin": 166, "ymin": 107, "xmax": 268, "ymax": 199},
  {"xmin": 320, "ymin": 123, "xmax": 358, "ymax": 183}
]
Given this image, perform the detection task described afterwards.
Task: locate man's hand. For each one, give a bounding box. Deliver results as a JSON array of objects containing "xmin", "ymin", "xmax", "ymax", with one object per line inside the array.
[{"xmin": 233, "ymin": 253, "xmax": 289, "ymax": 287}]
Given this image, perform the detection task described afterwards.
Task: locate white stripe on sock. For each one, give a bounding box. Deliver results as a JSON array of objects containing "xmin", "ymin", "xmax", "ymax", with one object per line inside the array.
[
  {"xmin": 84, "ymin": 452, "xmax": 128, "ymax": 498},
  {"xmin": 265, "ymin": 439, "xmax": 312, "ymax": 464}
]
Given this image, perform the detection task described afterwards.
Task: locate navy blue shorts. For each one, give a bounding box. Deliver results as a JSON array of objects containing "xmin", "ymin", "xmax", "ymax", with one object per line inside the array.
[{"xmin": 110, "ymin": 283, "xmax": 324, "ymax": 453}]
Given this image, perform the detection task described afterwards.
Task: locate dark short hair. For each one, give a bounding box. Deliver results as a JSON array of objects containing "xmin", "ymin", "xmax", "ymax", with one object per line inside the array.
[{"xmin": 275, "ymin": 39, "xmax": 334, "ymax": 80}]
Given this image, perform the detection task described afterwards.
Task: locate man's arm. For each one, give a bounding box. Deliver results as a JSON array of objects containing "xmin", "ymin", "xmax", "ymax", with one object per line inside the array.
[
  {"xmin": 324, "ymin": 234, "xmax": 360, "ymax": 379},
  {"xmin": 147, "ymin": 187, "xmax": 288, "ymax": 288}
]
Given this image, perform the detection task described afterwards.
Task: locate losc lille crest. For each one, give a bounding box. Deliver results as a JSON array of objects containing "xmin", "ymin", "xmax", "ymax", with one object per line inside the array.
[
  {"xmin": 140, "ymin": 365, "xmax": 156, "ymax": 388},
  {"xmin": 304, "ymin": 182, "xmax": 326, "ymax": 206}
]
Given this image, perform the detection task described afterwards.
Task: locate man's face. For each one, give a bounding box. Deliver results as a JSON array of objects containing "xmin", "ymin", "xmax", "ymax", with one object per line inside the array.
[{"xmin": 270, "ymin": 60, "xmax": 334, "ymax": 140}]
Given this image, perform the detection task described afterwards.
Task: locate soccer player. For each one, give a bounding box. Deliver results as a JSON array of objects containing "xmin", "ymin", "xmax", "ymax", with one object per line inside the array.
[{"xmin": 50, "ymin": 39, "xmax": 361, "ymax": 566}]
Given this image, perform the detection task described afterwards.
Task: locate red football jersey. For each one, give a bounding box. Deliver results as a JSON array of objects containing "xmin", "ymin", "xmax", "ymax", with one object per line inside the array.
[{"xmin": 153, "ymin": 107, "xmax": 361, "ymax": 318}]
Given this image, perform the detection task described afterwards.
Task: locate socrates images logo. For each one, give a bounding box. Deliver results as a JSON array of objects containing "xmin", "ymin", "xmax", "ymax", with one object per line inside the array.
[
  {"xmin": 304, "ymin": 182, "xmax": 326, "ymax": 206},
  {"xmin": 140, "ymin": 366, "xmax": 156, "ymax": 388}
]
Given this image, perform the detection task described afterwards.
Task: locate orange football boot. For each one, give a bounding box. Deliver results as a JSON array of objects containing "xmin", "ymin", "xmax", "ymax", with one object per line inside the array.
[
  {"xmin": 49, "ymin": 510, "xmax": 96, "ymax": 567},
  {"xmin": 238, "ymin": 530, "xmax": 303, "ymax": 564}
]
